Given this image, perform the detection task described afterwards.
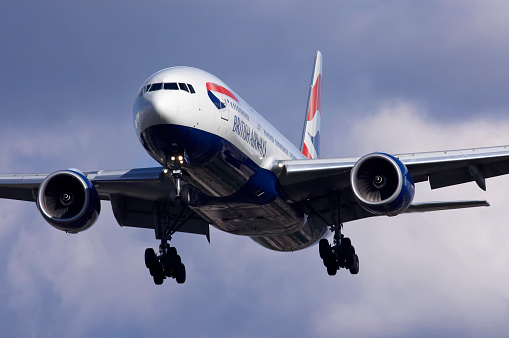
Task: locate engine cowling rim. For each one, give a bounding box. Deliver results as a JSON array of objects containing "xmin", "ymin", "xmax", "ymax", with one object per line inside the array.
[
  {"xmin": 350, "ymin": 152, "xmax": 404, "ymax": 206},
  {"xmin": 37, "ymin": 170, "xmax": 92, "ymax": 223}
]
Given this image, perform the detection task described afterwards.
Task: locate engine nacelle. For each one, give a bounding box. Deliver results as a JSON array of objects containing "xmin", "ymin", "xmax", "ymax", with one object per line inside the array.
[
  {"xmin": 350, "ymin": 152, "xmax": 415, "ymax": 216},
  {"xmin": 37, "ymin": 170, "xmax": 101, "ymax": 233}
]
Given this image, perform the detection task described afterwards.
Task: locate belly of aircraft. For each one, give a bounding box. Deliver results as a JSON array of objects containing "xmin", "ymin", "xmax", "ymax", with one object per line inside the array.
[
  {"xmin": 140, "ymin": 123, "xmax": 257, "ymax": 197},
  {"xmin": 140, "ymin": 123, "xmax": 327, "ymax": 250}
]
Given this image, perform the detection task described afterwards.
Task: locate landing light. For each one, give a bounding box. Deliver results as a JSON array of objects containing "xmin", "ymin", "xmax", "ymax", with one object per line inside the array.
[{"xmin": 168, "ymin": 150, "xmax": 189, "ymax": 167}]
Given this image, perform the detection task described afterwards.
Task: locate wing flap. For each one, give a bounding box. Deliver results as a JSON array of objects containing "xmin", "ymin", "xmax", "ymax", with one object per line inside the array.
[
  {"xmin": 110, "ymin": 195, "xmax": 209, "ymax": 237},
  {"xmin": 404, "ymin": 200, "xmax": 490, "ymax": 213}
]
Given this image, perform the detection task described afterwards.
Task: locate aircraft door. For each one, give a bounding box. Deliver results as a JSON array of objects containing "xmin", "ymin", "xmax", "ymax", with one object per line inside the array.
[
  {"xmin": 217, "ymin": 86, "xmax": 229, "ymax": 121},
  {"xmin": 220, "ymin": 97, "xmax": 229, "ymax": 121}
]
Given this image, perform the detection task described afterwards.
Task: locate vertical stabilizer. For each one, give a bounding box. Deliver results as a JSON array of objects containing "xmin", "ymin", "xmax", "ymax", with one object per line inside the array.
[{"xmin": 300, "ymin": 51, "xmax": 322, "ymax": 159}]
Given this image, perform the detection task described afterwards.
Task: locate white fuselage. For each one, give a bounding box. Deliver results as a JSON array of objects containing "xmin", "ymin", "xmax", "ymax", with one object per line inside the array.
[
  {"xmin": 133, "ymin": 67, "xmax": 326, "ymax": 251},
  {"xmin": 134, "ymin": 67, "xmax": 303, "ymax": 174}
]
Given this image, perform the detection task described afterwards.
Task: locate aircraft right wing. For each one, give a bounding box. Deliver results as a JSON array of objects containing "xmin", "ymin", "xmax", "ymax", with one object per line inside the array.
[{"xmin": 272, "ymin": 145, "xmax": 509, "ymax": 227}]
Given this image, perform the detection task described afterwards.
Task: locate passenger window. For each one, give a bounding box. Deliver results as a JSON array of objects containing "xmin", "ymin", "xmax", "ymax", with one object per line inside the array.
[
  {"xmin": 164, "ymin": 82, "xmax": 178, "ymax": 90},
  {"xmin": 149, "ymin": 83, "xmax": 163, "ymax": 92},
  {"xmin": 187, "ymin": 84, "xmax": 196, "ymax": 93},
  {"xmin": 179, "ymin": 83, "xmax": 189, "ymax": 92}
]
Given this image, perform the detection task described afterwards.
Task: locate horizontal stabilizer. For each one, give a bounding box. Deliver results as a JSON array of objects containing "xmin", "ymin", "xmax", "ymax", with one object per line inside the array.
[{"xmin": 404, "ymin": 200, "xmax": 490, "ymax": 213}]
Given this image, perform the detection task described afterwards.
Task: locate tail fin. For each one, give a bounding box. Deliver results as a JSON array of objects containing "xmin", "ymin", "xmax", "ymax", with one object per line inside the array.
[{"xmin": 300, "ymin": 50, "xmax": 322, "ymax": 159}]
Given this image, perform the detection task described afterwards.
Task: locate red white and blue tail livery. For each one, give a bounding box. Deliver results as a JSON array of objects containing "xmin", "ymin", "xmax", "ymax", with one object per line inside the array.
[
  {"xmin": 301, "ymin": 51, "xmax": 322, "ymax": 159},
  {"xmin": 1, "ymin": 51, "xmax": 508, "ymax": 285}
]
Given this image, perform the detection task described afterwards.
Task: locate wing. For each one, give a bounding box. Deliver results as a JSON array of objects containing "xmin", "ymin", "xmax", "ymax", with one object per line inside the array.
[
  {"xmin": 273, "ymin": 145, "xmax": 509, "ymax": 227},
  {"xmin": 0, "ymin": 167, "xmax": 210, "ymax": 238}
]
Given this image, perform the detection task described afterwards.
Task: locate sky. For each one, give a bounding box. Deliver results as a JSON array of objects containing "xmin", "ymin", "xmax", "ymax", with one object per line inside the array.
[{"xmin": 2, "ymin": 0, "xmax": 509, "ymax": 337}]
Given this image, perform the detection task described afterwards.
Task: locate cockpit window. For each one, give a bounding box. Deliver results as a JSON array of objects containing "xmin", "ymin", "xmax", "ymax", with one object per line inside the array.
[
  {"xmin": 164, "ymin": 82, "xmax": 178, "ymax": 90},
  {"xmin": 143, "ymin": 82, "xmax": 196, "ymax": 95},
  {"xmin": 148, "ymin": 83, "xmax": 163, "ymax": 92},
  {"xmin": 178, "ymin": 83, "xmax": 189, "ymax": 92}
]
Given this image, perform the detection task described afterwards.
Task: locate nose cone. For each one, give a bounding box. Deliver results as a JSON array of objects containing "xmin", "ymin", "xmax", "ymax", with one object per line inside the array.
[{"xmin": 133, "ymin": 92, "xmax": 179, "ymax": 136}]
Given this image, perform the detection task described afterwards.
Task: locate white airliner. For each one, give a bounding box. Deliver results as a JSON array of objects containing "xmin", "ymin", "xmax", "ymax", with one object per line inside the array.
[{"xmin": 1, "ymin": 51, "xmax": 508, "ymax": 284}]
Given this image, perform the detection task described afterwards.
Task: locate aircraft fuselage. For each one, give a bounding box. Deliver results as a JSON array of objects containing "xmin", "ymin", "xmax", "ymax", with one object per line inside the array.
[{"xmin": 133, "ymin": 66, "xmax": 327, "ymax": 251}]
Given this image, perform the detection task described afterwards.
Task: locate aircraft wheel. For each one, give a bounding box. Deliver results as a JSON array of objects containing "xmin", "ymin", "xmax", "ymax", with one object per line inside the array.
[
  {"xmin": 345, "ymin": 249, "xmax": 355, "ymax": 268},
  {"xmin": 175, "ymin": 263, "xmax": 186, "ymax": 284},
  {"xmin": 145, "ymin": 248, "xmax": 157, "ymax": 270},
  {"xmin": 327, "ymin": 264, "xmax": 337, "ymax": 276},
  {"xmin": 349, "ymin": 254, "xmax": 359, "ymax": 275},
  {"xmin": 153, "ymin": 273, "xmax": 164, "ymax": 285},
  {"xmin": 319, "ymin": 239, "xmax": 332, "ymax": 260},
  {"xmin": 145, "ymin": 248, "xmax": 163, "ymax": 278},
  {"xmin": 163, "ymin": 248, "xmax": 180, "ymax": 277},
  {"xmin": 180, "ymin": 185, "xmax": 199, "ymax": 207},
  {"xmin": 342, "ymin": 237, "xmax": 351, "ymax": 248}
]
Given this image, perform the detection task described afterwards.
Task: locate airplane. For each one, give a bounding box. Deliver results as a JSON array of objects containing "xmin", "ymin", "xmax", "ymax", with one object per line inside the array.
[{"xmin": 1, "ymin": 51, "xmax": 509, "ymax": 285}]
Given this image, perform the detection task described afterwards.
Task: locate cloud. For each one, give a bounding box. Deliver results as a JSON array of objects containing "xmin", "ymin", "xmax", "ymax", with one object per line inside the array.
[{"xmin": 313, "ymin": 101, "xmax": 509, "ymax": 336}]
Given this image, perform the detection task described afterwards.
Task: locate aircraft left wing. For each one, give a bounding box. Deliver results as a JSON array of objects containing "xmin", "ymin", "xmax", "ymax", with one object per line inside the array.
[
  {"xmin": 273, "ymin": 145, "xmax": 509, "ymax": 226},
  {"xmin": 0, "ymin": 167, "xmax": 210, "ymax": 237}
]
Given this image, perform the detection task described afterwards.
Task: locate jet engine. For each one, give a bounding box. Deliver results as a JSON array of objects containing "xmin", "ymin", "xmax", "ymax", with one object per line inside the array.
[
  {"xmin": 350, "ymin": 152, "xmax": 415, "ymax": 216},
  {"xmin": 37, "ymin": 170, "xmax": 101, "ymax": 233}
]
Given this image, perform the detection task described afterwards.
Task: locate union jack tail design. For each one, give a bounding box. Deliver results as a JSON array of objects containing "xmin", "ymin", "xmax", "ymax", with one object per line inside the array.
[{"xmin": 300, "ymin": 51, "xmax": 322, "ymax": 159}]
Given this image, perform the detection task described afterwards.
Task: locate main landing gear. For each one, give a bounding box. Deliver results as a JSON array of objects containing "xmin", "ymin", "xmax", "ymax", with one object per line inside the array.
[
  {"xmin": 319, "ymin": 193, "xmax": 359, "ymax": 276},
  {"xmin": 145, "ymin": 243, "xmax": 186, "ymax": 285},
  {"xmin": 145, "ymin": 170, "xmax": 187, "ymax": 285},
  {"xmin": 319, "ymin": 230, "xmax": 359, "ymax": 276}
]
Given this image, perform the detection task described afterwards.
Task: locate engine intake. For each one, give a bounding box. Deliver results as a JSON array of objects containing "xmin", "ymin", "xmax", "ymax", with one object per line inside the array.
[
  {"xmin": 37, "ymin": 170, "xmax": 101, "ymax": 233},
  {"xmin": 351, "ymin": 153, "xmax": 415, "ymax": 216}
]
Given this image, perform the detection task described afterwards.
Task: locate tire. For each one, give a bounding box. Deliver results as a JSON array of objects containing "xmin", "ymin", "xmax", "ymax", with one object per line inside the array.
[
  {"xmin": 180, "ymin": 185, "xmax": 199, "ymax": 207},
  {"xmin": 163, "ymin": 259, "xmax": 173, "ymax": 277},
  {"xmin": 175, "ymin": 263, "xmax": 186, "ymax": 284},
  {"xmin": 349, "ymin": 254, "xmax": 359, "ymax": 275},
  {"xmin": 327, "ymin": 265, "xmax": 337, "ymax": 276},
  {"xmin": 168, "ymin": 188, "xmax": 177, "ymax": 206},
  {"xmin": 345, "ymin": 246, "xmax": 355, "ymax": 268},
  {"xmin": 341, "ymin": 238, "xmax": 354, "ymax": 267},
  {"xmin": 153, "ymin": 273, "xmax": 164, "ymax": 285},
  {"xmin": 319, "ymin": 239, "xmax": 332, "ymax": 260},
  {"xmin": 168, "ymin": 247, "xmax": 177, "ymax": 256},
  {"xmin": 145, "ymin": 248, "xmax": 157, "ymax": 270}
]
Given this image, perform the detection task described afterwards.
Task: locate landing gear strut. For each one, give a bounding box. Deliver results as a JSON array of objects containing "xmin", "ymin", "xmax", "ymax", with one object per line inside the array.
[
  {"xmin": 145, "ymin": 170, "xmax": 188, "ymax": 285},
  {"xmin": 319, "ymin": 193, "xmax": 359, "ymax": 275}
]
